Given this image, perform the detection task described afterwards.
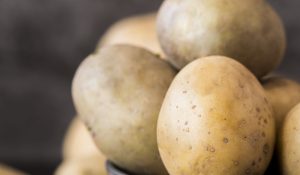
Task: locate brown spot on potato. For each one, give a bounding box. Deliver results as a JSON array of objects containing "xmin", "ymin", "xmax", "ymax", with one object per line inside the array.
[
  {"xmin": 223, "ymin": 138, "xmax": 229, "ymax": 143},
  {"xmin": 263, "ymin": 144, "xmax": 269, "ymax": 155},
  {"xmin": 185, "ymin": 121, "xmax": 188, "ymax": 125},
  {"xmin": 264, "ymin": 119, "xmax": 268, "ymax": 124},
  {"xmin": 183, "ymin": 90, "xmax": 187, "ymax": 94},
  {"xmin": 192, "ymin": 105, "xmax": 196, "ymax": 109},
  {"xmin": 252, "ymin": 161, "xmax": 256, "ymax": 166},
  {"xmin": 233, "ymin": 161, "xmax": 239, "ymax": 166},
  {"xmin": 198, "ymin": 114, "xmax": 202, "ymax": 118},
  {"xmin": 206, "ymin": 145, "xmax": 215, "ymax": 152},
  {"xmin": 258, "ymin": 157, "xmax": 262, "ymax": 162},
  {"xmin": 189, "ymin": 146, "xmax": 192, "ymax": 150},
  {"xmin": 256, "ymin": 107, "xmax": 261, "ymax": 113},
  {"xmin": 262, "ymin": 132, "xmax": 266, "ymax": 137}
]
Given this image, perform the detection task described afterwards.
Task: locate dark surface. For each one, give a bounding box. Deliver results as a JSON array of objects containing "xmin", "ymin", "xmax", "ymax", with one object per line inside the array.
[{"xmin": 0, "ymin": 0, "xmax": 299, "ymax": 174}]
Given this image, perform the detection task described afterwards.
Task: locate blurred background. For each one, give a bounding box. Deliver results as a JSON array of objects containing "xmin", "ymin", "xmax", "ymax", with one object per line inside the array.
[{"xmin": 0, "ymin": 0, "xmax": 299, "ymax": 174}]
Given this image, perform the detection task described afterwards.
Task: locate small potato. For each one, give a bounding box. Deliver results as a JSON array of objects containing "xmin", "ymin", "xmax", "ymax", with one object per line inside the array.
[
  {"xmin": 279, "ymin": 103, "xmax": 300, "ymax": 175},
  {"xmin": 55, "ymin": 157, "xmax": 107, "ymax": 175},
  {"xmin": 97, "ymin": 13, "xmax": 164, "ymax": 57},
  {"xmin": 157, "ymin": 0, "xmax": 286, "ymax": 77},
  {"xmin": 262, "ymin": 77, "xmax": 300, "ymax": 130},
  {"xmin": 158, "ymin": 56, "xmax": 275, "ymax": 175},
  {"xmin": 0, "ymin": 165, "xmax": 27, "ymax": 175},
  {"xmin": 72, "ymin": 45, "xmax": 176, "ymax": 175}
]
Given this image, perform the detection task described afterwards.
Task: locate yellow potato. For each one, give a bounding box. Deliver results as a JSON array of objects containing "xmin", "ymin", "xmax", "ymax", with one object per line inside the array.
[
  {"xmin": 263, "ymin": 76, "xmax": 300, "ymax": 130},
  {"xmin": 0, "ymin": 164, "xmax": 27, "ymax": 175},
  {"xmin": 279, "ymin": 103, "xmax": 300, "ymax": 175},
  {"xmin": 72, "ymin": 45, "xmax": 176, "ymax": 175},
  {"xmin": 55, "ymin": 157, "xmax": 107, "ymax": 175},
  {"xmin": 97, "ymin": 13, "xmax": 164, "ymax": 57},
  {"xmin": 157, "ymin": 0, "xmax": 286, "ymax": 78},
  {"xmin": 158, "ymin": 56, "xmax": 275, "ymax": 175}
]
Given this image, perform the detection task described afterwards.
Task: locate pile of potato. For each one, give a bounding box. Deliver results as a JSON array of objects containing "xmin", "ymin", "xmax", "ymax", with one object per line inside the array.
[{"xmin": 58, "ymin": 0, "xmax": 300, "ymax": 175}]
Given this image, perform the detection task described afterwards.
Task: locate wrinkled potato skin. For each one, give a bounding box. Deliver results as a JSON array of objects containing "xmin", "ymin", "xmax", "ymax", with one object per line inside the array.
[
  {"xmin": 263, "ymin": 77, "xmax": 300, "ymax": 131},
  {"xmin": 158, "ymin": 56, "xmax": 275, "ymax": 175},
  {"xmin": 157, "ymin": 0, "xmax": 286, "ymax": 77},
  {"xmin": 97, "ymin": 13, "xmax": 165, "ymax": 57},
  {"xmin": 279, "ymin": 103, "xmax": 300, "ymax": 175},
  {"xmin": 72, "ymin": 45, "xmax": 175, "ymax": 175}
]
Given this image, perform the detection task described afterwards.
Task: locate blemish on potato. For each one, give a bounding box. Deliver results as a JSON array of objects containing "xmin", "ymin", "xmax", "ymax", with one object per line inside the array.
[
  {"xmin": 185, "ymin": 121, "xmax": 188, "ymax": 125},
  {"xmin": 189, "ymin": 146, "xmax": 193, "ymax": 150},
  {"xmin": 256, "ymin": 107, "xmax": 261, "ymax": 113},
  {"xmin": 183, "ymin": 90, "xmax": 187, "ymax": 94},
  {"xmin": 192, "ymin": 105, "xmax": 196, "ymax": 109},
  {"xmin": 223, "ymin": 138, "xmax": 229, "ymax": 143},
  {"xmin": 263, "ymin": 144, "xmax": 269, "ymax": 155},
  {"xmin": 206, "ymin": 145, "xmax": 215, "ymax": 152},
  {"xmin": 262, "ymin": 132, "xmax": 266, "ymax": 137},
  {"xmin": 233, "ymin": 161, "xmax": 239, "ymax": 166}
]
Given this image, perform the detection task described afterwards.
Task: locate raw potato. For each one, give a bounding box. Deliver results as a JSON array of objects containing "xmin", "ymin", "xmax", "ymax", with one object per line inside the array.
[
  {"xmin": 157, "ymin": 0, "xmax": 286, "ymax": 77},
  {"xmin": 0, "ymin": 164, "xmax": 27, "ymax": 175},
  {"xmin": 55, "ymin": 157, "xmax": 107, "ymax": 175},
  {"xmin": 72, "ymin": 45, "xmax": 176, "ymax": 175},
  {"xmin": 263, "ymin": 77, "xmax": 300, "ymax": 130},
  {"xmin": 279, "ymin": 103, "xmax": 300, "ymax": 175},
  {"xmin": 97, "ymin": 13, "xmax": 164, "ymax": 57},
  {"xmin": 158, "ymin": 56, "xmax": 275, "ymax": 175}
]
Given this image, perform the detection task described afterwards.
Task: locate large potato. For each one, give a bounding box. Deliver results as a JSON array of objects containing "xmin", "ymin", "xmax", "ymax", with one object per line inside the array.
[
  {"xmin": 279, "ymin": 103, "xmax": 300, "ymax": 175},
  {"xmin": 97, "ymin": 13, "xmax": 164, "ymax": 57},
  {"xmin": 72, "ymin": 45, "xmax": 176, "ymax": 175},
  {"xmin": 157, "ymin": 0, "xmax": 286, "ymax": 77},
  {"xmin": 158, "ymin": 56, "xmax": 275, "ymax": 175},
  {"xmin": 263, "ymin": 77, "xmax": 300, "ymax": 130}
]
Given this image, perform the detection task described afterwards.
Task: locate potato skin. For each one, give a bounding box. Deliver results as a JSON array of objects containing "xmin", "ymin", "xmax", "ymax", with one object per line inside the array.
[
  {"xmin": 72, "ymin": 45, "xmax": 176, "ymax": 175},
  {"xmin": 158, "ymin": 56, "xmax": 275, "ymax": 175},
  {"xmin": 279, "ymin": 103, "xmax": 300, "ymax": 175},
  {"xmin": 157, "ymin": 0, "xmax": 286, "ymax": 77},
  {"xmin": 97, "ymin": 13, "xmax": 165, "ymax": 57},
  {"xmin": 263, "ymin": 77, "xmax": 300, "ymax": 131}
]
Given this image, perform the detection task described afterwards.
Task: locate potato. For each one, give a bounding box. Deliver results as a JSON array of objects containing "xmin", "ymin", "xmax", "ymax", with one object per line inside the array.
[
  {"xmin": 157, "ymin": 0, "xmax": 286, "ymax": 78},
  {"xmin": 63, "ymin": 117, "xmax": 105, "ymax": 160},
  {"xmin": 97, "ymin": 13, "xmax": 164, "ymax": 57},
  {"xmin": 0, "ymin": 165, "xmax": 27, "ymax": 175},
  {"xmin": 158, "ymin": 56, "xmax": 275, "ymax": 175},
  {"xmin": 279, "ymin": 103, "xmax": 300, "ymax": 175},
  {"xmin": 72, "ymin": 45, "xmax": 176, "ymax": 175},
  {"xmin": 262, "ymin": 77, "xmax": 300, "ymax": 130},
  {"xmin": 55, "ymin": 157, "xmax": 107, "ymax": 175}
]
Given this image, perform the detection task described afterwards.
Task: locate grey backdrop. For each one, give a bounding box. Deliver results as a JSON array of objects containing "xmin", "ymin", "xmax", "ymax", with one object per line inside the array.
[{"xmin": 0, "ymin": 0, "xmax": 299, "ymax": 174}]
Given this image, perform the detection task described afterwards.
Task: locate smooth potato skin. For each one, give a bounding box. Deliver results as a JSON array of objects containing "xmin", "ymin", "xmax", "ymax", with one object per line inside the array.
[
  {"xmin": 157, "ymin": 0, "xmax": 286, "ymax": 77},
  {"xmin": 72, "ymin": 45, "xmax": 175, "ymax": 175},
  {"xmin": 97, "ymin": 13, "xmax": 165, "ymax": 57},
  {"xmin": 279, "ymin": 103, "xmax": 300, "ymax": 175},
  {"xmin": 158, "ymin": 56, "xmax": 275, "ymax": 175},
  {"xmin": 263, "ymin": 77, "xmax": 300, "ymax": 131}
]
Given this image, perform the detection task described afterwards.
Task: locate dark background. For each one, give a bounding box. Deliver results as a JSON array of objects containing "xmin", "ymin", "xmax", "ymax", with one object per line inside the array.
[{"xmin": 0, "ymin": 0, "xmax": 299, "ymax": 174}]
